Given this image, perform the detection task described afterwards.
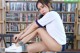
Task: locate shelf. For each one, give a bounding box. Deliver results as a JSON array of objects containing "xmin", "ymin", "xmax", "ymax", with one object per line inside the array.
[
  {"xmin": 5, "ymin": 0, "xmax": 78, "ymax": 3},
  {"xmin": 66, "ymin": 32, "xmax": 74, "ymax": 34},
  {"xmin": 57, "ymin": 11, "xmax": 75, "ymax": 14},
  {"xmin": 6, "ymin": 31, "xmax": 20, "ymax": 33},
  {"xmin": 63, "ymin": 22, "xmax": 75, "ymax": 24},
  {"xmin": 6, "ymin": 21, "xmax": 32, "ymax": 24},
  {"xmin": 6, "ymin": 0, "xmax": 37, "ymax": 2},
  {"xmin": 52, "ymin": 1, "xmax": 78, "ymax": 3},
  {"xmin": 6, "ymin": 10, "xmax": 38, "ymax": 13},
  {"xmin": 6, "ymin": 11, "xmax": 75, "ymax": 14}
]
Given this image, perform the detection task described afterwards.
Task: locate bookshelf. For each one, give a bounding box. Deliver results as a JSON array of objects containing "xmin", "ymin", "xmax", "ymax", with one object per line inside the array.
[
  {"xmin": 5, "ymin": 0, "xmax": 39, "ymax": 34},
  {"xmin": 4, "ymin": 0, "xmax": 40, "ymax": 46},
  {"xmin": 0, "ymin": 0, "xmax": 6, "ymax": 48},
  {"xmin": 4, "ymin": 0, "xmax": 79, "ymax": 50},
  {"xmin": 74, "ymin": 2, "xmax": 80, "ymax": 49}
]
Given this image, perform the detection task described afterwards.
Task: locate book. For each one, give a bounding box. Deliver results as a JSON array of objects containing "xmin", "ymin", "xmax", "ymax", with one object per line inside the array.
[
  {"xmin": 66, "ymin": 33, "xmax": 74, "ymax": 49},
  {"xmin": 26, "ymin": 14, "xmax": 28, "ymax": 22},
  {"xmin": 56, "ymin": 3, "xmax": 61, "ymax": 11},
  {"xmin": 23, "ymin": 3, "xmax": 26, "ymax": 11},
  {"xmin": 10, "ymin": 2, "xmax": 14, "ymax": 11},
  {"xmin": 6, "ymin": 23, "xmax": 9, "ymax": 32},
  {"xmin": 6, "ymin": 13, "xmax": 19, "ymax": 21},
  {"xmin": 14, "ymin": 13, "xmax": 20, "ymax": 21},
  {"xmin": 11, "ymin": 23, "xmax": 18, "ymax": 31},
  {"xmin": 71, "ymin": 14, "xmax": 75, "ymax": 22},
  {"xmin": 70, "ymin": 24, "xmax": 74, "ymax": 32},
  {"xmin": 62, "ymin": 14, "xmax": 67, "ymax": 22},
  {"xmin": 20, "ymin": 24, "xmax": 26, "ymax": 31},
  {"xmin": 71, "ymin": 3, "xmax": 76, "ymax": 12},
  {"xmin": 67, "ymin": 14, "xmax": 71, "ymax": 22},
  {"xmin": 20, "ymin": 13, "xmax": 22, "ymax": 21},
  {"xmin": 62, "ymin": 3, "xmax": 66, "ymax": 12},
  {"xmin": 15, "ymin": 2, "xmax": 22, "ymax": 11},
  {"xmin": 67, "ymin": 3, "xmax": 71, "ymax": 12},
  {"xmin": 64, "ymin": 24, "xmax": 74, "ymax": 32},
  {"xmin": 6, "ymin": 2, "xmax": 10, "ymax": 11}
]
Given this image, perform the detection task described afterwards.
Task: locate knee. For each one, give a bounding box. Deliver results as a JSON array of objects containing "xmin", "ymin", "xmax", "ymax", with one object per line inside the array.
[
  {"xmin": 27, "ymin": 45, "xmax": 34, "ymax": 53},
  {"xmin": 36, "ymin": 28, "xmax": 44, "ymax": 32}
]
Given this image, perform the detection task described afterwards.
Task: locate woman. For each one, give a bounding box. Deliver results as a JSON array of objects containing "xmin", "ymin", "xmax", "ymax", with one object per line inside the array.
[{"xmin": 5, "ymin": 0, "xmax": 66, "ymax": 53}]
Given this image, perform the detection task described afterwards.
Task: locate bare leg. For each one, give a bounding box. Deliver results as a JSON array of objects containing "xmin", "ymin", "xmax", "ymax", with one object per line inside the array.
[
  {"xmin": 27, "ymin": 42, "xmax": 50, "ymax": 53},
  {"xmin": 19, "ymin": 29, "xmax": 38, "ymax": 44},
  {"xmin": 19, "ymin": 28, "xmax": 62, "ymax": 52}
]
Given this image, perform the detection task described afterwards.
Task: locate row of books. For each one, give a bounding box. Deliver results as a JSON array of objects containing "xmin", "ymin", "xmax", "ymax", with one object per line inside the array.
[
  {"xmin": 64, "ymin": 24, "xmax": 74, "ymax": 32},
  {"xmin": 6, "ymin": 22, "xmax": 74, "ymax": 33},
  {"xmin": 6, "ymin": 12, "xmax": 75, "ymax": 22},
  {"xmin": 6, "ymin": 23, "xmax": 28, "ymax": 32},
  {"xmin": 6, "ymin": 13, "xmax": 38, "ymax": 22},
  {"xmin": 52, "ymin": 3, "xmax": 77, "ymax": 12},
  {"xmin": 6, "ymin": 23, "xmax": 19, "ymax": 32},
  {"xmin": 59, "ymin": 13, "xmax": 75, "ymax": 22},
  {"xmin": 6, "ymin": 2, "xmax": 38, "ymax": 11},
  {"xmin": 66, "ymin": 33, "xmax": 74, "ymax": 49},
  {"xmin": 6, "ymin": 2, "xmax": 77, "ymax": 12}
]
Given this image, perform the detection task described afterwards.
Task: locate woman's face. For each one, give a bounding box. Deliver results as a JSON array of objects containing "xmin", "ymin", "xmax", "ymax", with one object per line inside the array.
[{"xmin": 37, "ymin": 2, "xmax": 49, "ymax": 15}]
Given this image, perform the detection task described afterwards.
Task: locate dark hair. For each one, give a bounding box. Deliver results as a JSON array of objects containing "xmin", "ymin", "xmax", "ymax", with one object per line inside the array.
[
  {"xmin": 36, "ymin": 0, "xmax": 52, "ymax": 10},
  {"xmin": 39, "ymin": 14, "xmax": 44, "ymax": 19}
]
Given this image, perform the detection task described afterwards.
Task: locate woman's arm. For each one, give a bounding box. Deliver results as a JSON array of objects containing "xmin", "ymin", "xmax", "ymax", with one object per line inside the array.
[
  {"xmin": 19, "ymin": 21, "xmax": 39, "ymax": 39},
  {"xmin": 13, "ymin": 23, "xmax": 33, "ymax": 41},
  {"xmin": 18, "ymin": 23, "xmax": 32, "ymax": 36}
]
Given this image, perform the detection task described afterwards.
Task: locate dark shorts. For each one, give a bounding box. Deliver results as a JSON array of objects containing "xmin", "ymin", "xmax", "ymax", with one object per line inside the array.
[{"xmin": 62, "ymin": 45, "xmax": 66, "ymax": 51}]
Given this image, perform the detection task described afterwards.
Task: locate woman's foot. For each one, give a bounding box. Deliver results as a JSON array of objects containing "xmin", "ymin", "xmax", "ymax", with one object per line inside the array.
[{"xmin": 5, "ymin": 43, "xmax": 22, "ymax": 52}]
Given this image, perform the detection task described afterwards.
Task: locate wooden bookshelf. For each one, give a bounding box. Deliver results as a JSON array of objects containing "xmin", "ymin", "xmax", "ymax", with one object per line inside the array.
[
  {"xmin": 0, "ymin": 0, "xmax": 5, "ymax": 34},
  {"xmin": 74, "ymin": 5, "xmax": 80, "ymax": 49},
  {"xmin": 0, "ymin": 0, "xmax": 6, "ymax": 48},
  {"xmin": 6, "ymin": 21, "xmax": 32, "ymax": 24},
  {"xmin": 6, "ymin": 10, "xmax": 38, "ymax": 13},
  {"xmin": 3, "ymin": 0, "xmax": 79, "ymax": 50},
  {"xmin": 5, "ymin": 0, "xmax": 38, "ymax": 33}
]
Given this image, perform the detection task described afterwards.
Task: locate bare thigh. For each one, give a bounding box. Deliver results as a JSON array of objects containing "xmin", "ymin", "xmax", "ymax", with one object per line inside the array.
[
  {"xmin": 36, "ymin": 28, "xmax": 62, "ymax": 51},
  {"xmin": 27, "ymin": 42, "xmax": 50, "ymax": 53}
]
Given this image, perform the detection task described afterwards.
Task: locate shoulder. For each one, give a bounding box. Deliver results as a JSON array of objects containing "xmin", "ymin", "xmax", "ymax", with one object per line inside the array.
[
  {"xmin": 50, "ymin": 11, "xmax": 59, "ymax": 14},
  {"xmin": 46, "ymin": 11, "xmax": 59, "ymax": 16},
  {"xmin": 43, "ymin": 11, "xmax": 59, "ymax": 18},
  {"xmin": 47, "ymin": 11, "xmax": 59, "ymax": 15}
]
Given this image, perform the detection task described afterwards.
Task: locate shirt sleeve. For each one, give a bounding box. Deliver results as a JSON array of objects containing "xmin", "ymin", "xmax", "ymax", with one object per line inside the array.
[{"xmin": 37, "ymin": 11, "xmax": 57, "ymax": 27}]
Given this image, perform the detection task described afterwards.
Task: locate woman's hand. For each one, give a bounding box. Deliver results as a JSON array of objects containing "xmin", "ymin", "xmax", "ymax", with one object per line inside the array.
[{"xmin": 13, "ymin": 34, "xmax": 21, "ymax": 42}]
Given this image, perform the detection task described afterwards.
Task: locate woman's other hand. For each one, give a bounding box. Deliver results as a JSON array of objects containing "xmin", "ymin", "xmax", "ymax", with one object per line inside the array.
[{"xmin": 13, "ymin": 34, "xmax": 21, "ymax": 43}]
